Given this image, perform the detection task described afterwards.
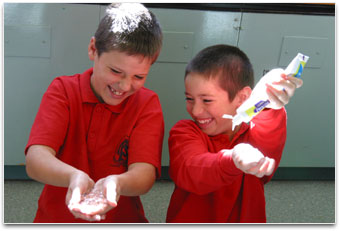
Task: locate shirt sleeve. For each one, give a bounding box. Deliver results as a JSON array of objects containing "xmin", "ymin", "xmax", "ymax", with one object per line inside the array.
[
  {"xmin": 168, "ymin": 120, "xmax": 242, "ymax": 195},
  {"xmin": 249, "ymin": 108, "xmax": 287, "ymax": 183},
  {"xmin": 25, "ymin": 78, "xmax": 70, "ymax": 155},
  {"xmin": 128, "ymin": 93, "xmax": 164, "ymax": 178}
]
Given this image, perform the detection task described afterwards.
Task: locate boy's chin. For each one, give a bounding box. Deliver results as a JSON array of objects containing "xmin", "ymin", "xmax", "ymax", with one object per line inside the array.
[
  {"xmin": 104, "ymin": 96, "xmax": 126, "ymax": 106},
  {"xmin": 202, "ymin": 127, "xmax": 233, "ymax": 137},
  {"xmin": 201, "ymin": 128, "xmax": 219, "ymax": 137}
]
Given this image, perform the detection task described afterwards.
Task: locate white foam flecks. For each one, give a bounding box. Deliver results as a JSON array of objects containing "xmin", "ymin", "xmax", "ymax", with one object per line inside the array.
[
  {"xmin": 106, "ymin": 3, "xmax": 152, "ymax": 34},
  {"xmin": 222, "ymin": 114, "xmax": 233, "ymax": 119}
]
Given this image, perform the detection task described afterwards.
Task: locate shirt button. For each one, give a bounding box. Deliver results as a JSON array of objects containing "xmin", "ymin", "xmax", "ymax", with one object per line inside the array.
[
  {"xmin": 90, "ymin": 132, "xmax": 95, "ymax": 138},
  {"xmin": 96, "ymin": 107, "xmax": 102, "ymax": 113}
]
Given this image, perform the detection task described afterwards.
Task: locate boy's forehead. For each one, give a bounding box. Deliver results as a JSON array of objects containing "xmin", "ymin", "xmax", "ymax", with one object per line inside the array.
[
  {"xmin": 103, "ymin": 49, "xmax": 148, "ymax": 59},
  {"xmin": 186, "ymin": 71, "xmax": 221, "ymax": 84},
  {"xmin": 100, "ymin": 50, "xmax": 153, "ymax": 72},
  {"xmin": 185, "ymin": 73, "xmax": 226, "ymax": 91}
]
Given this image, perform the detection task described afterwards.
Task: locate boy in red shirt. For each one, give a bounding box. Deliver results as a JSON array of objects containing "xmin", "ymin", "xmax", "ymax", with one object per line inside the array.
[
  {"xmin": 25, "ymin": 3, "xmax": 164, "ymax": 223},
  {"xmin": 166, "ymin": 45, "xmax": 303, "ymax": 223}
]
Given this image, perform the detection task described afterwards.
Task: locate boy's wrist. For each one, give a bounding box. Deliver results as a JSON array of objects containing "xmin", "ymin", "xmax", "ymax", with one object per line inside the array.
[
  {"xmin": 256, "ymin": 107, "xmax": 285, "ymax": 121},
  {"xmin": 219, "ymin": 150, "xmax": 243, "ymax": 176}
]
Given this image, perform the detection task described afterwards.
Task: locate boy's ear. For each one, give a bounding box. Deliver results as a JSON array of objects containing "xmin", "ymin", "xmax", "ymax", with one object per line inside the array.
[
  {"xmin": 88, "ymin": 37, "xmax": 97, "ymax": 61},
  {"xmin": 235, "ymin": 86, "xmax": 252, "ymax": 107}
]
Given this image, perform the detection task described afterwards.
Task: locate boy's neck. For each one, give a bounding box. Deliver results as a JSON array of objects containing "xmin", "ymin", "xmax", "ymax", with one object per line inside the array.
[
  {"xmin": 226, "ymin": 125, "xmax": 241, "ymax": 142},
  {"xmin": 90, "ymin": 74, "xmax": 105, "ymax": 103}
]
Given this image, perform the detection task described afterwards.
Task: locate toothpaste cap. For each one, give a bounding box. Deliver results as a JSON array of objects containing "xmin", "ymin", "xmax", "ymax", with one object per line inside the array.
[
  {"xmin": 222, "ymin": 114, "xmax": 233, "ymax": 119},
  {"xmin": 232, "ymin": 114, "xmax": 243, "ymax": 131}
]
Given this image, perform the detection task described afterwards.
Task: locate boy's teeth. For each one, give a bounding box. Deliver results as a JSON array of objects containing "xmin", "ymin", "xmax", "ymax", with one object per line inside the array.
[
  {"xmin": 110, "ymin": 88, "xmax": 123, "ymax": 95},
  {"xmin": 197, "ymin": 119, "xmax": 212, "ymax": 124},
  {"xmin": 114, "ymin": 91, "xmax": 123, "ymax": 96}
]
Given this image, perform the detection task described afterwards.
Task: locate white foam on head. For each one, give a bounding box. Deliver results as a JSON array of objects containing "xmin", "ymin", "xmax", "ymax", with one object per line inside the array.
[{"xmin": 106, "ymin": 3, "xmax": 152, "ymax": 34}]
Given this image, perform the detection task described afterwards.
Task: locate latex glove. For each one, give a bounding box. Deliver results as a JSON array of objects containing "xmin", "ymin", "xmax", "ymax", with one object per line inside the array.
[
  {"xmin": 266, "ymin": 73, "xmax": 303, "ymax": 109},
  {"xmin": 231, "ymin": 143, "xmax": 275, "ymax": 178}
]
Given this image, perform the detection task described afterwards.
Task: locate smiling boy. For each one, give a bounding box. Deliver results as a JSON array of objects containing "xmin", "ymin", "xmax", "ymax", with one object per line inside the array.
[
  {"xmin": 166, "ymin": 44, "xmax": 302, "ymax": 223},
  {"xmin": 25, "ymin": 3, "xmax": 164, "ymax": 223}
]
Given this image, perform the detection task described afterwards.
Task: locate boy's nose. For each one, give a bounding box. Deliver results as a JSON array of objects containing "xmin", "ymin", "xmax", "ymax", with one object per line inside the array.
[
  {"xmin": 119, "ymin": 76, "xmax": 132, "ymax": 92},
  {"xmin": 192, "ymin": 103, "xmax": 203, "ymax": 117}
]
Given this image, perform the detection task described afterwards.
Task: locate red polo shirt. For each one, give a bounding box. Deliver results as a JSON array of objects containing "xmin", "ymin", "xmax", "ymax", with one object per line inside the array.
[
  {"xmin": 166, "ymin": 108, "xmax": 286, "ymax": 223},
  {"xmin": 25, "ymin": 68, "xmax": 164, "ymax": 223}
]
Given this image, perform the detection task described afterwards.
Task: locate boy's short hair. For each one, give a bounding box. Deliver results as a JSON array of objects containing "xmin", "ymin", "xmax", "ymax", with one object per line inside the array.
[
  {"xmin": 185, "ymin": 44, "xmax": 254, "ymax": 102},
  {"xmin": 94, "ymin": 3, "xmax": 163, "ymax": 63}
]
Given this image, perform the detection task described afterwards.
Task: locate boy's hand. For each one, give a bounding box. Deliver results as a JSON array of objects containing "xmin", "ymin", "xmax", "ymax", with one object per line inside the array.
[
  {"xmin": 91, "ymin": 175, "xmax": 120, "ymax": 210},
  {"xmin": 67, "ymin": 175, "xmax": 120, "ymax": 222},
  {"xmin": 266, "ymin": 73, "xmax": 303, "ymax": 109},
  {"xmin": 66, "ymin": 170, "xmax": 98, "ymax": 220},
  {"xmin": 231, "ymin": 143, "xmax": 275, "ymax": 178}
]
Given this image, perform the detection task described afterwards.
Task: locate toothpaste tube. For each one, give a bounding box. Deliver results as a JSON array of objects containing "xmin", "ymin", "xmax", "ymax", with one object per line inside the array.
[
  {"xmin": 222, "ymin": 53, "xmax": 309, "ymax": 131},
  {"xmin": 284, "ymin": 53, "xmax": 309, "ymax": 77}
]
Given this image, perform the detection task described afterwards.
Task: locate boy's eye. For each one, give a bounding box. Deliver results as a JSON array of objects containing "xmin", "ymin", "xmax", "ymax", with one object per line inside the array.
[
  {"xmin": 135, "ymin": 75, "xmax": 144, "ymax": 80},
  {"xmin": 185, "ymin": 97, "xmax": 193, "ymax": 102},
  {"xmin": 111, "ymin": 68, "xmax": 122, "ymax": 74},
  {"xmin": 203, "ymin": 99, "xmax": 213, "ymax": 103}
]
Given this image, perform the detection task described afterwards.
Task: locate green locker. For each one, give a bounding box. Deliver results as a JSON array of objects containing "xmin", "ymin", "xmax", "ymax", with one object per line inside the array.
[
  {"xmin": 238, "ymin": 13, "xmax": 335, "ymax": 167},
  {"xmin": 4, "ymin": 4, "xmax": 335, "ymax": 179}
]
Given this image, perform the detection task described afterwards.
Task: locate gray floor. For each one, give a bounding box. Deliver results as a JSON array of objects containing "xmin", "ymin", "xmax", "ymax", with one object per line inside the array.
[{"xmin": 3, "ymin": 180, "xmax": 335, "ymax": 224}]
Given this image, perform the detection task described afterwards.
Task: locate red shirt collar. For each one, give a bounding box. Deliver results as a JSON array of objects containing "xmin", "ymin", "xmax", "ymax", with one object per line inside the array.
[
  {"xmin": 211, "ymin": 122, "xmax": 249, "ymax": 144},
  {"xmin": 80, "ymin": 68, "xmax": 129, "ymax": 113}
]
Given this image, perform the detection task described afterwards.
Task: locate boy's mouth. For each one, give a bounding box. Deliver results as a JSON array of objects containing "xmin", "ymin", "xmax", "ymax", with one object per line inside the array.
[
  {"xmin": 108, "ymin": 86, "xmax": 126, "ymax": 98},
  {"xmin": 195, "ymin": 118, "xmax": 213, "ymax": 128}
]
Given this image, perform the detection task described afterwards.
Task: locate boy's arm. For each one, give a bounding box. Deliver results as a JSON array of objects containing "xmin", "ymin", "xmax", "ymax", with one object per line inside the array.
[
  {"xmin": 95, "ymin": 162, "xmax": 156, "ymax": 203},
  {"xmin": 26, "ymin": 144, "xmax": 98, "ymax": 221},
  {"xmin": 26, "ymin": 145, "xmax": 93, "ymax": 188},
  {"xmin": 168, "ymin": 121, "xmax": 243, "ymax": 195},
  {"xmin": 26, "ymin": 144, "xmax": 94, "ymax": 201},
  {"xmin": 247, "ymin": 74, "xmax": 303, "ymax": 183},
  {"xmin": 250, "ymin": 108, "xmax": 287, "ymax": 183},
  {"xmin": 25, "ymin": 78, "xmax": 96, "ymax": 217}
]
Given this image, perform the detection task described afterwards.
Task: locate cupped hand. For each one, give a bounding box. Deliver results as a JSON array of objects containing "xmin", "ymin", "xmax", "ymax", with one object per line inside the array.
[
  {"xmin": 66, "ymin": 170, "xmax": 100, "ymax": 220},
  {"xmin": 67, "ymin": 174, "xmax": 120, "ymax": 222},
  {"xmin": 231, "ymin": 143, "xmax": 276, "ymax": 178}
]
